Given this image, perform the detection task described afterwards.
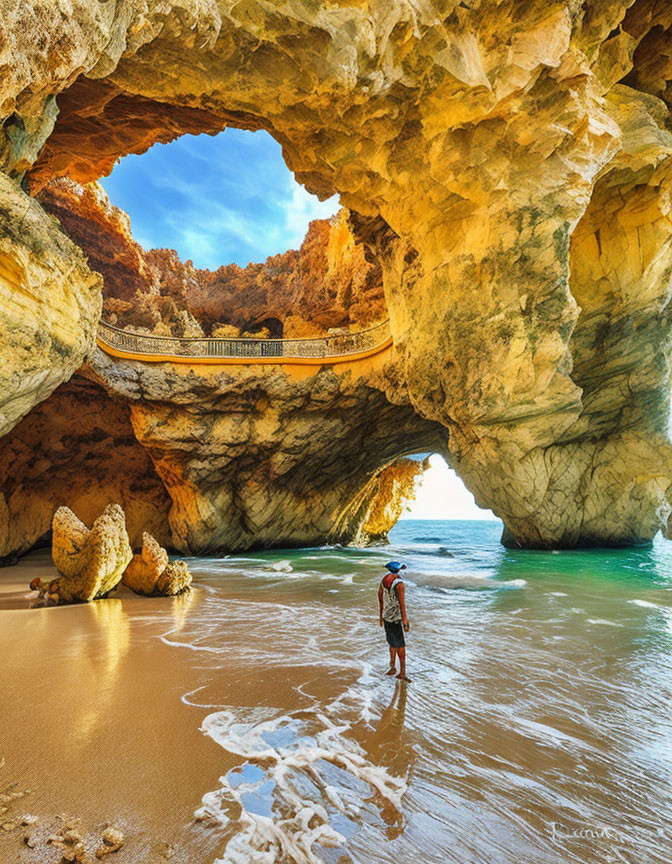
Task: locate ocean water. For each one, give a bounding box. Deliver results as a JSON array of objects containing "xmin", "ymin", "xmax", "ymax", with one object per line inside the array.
[{"xmin": 165, "ymin": 520, "xmax": 672, "ymax": 864}]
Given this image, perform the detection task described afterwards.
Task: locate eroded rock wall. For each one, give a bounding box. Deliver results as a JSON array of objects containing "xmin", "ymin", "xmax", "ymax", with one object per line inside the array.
[
  {"xmin": 38, "ymin": 177, "xmax": 386, "ymax": 338},
  {"xmin": 90, "ymin": 350, "xmax": 445, "ymax": 554},
  {"xmin": 343, "ymin": 458, "xmax": 428, "ymax": 546},
  {"xmin": 1, "ymin": 1, "xmax": 672, "ymax": 548},
  {"xmin": 0, "ymin": 173, "xmax": 101, "ymax": 439},
  {"xmin": 0, "ymin": 375, "xmax": 171, "ymax": 563},
  {"xmin": 450, "ymin": 84, "xmax": 672, "ymax": 547}
]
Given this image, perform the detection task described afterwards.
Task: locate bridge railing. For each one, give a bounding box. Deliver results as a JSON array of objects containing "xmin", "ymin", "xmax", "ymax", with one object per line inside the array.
[{"xmin": 97, "ymin": 319, "xmax": 391, "ymax": 360}]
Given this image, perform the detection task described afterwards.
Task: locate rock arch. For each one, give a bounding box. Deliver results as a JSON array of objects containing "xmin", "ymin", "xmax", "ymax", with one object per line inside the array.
[{"xmin": 2, "ymin": 1, "xmax": 672, "ymax": 549}]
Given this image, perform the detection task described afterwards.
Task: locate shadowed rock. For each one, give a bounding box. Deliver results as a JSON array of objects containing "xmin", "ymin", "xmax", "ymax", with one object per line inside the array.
[
  {"xmin": 123, "ymin": 531, "xmax": 191, "ymax": 596},
  {"xmin": 157, "ymin": 560, "xmax": 192, "ymax": 596},
  {"xmin": 0, "ymin": 376, "xmax": 171, "ymax": 562}
]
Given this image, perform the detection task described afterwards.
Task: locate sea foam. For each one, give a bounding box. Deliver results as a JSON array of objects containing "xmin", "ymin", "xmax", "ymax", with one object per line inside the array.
[{"xmin": 198, "ymin": 704, "xmax": 406, "ymax": 864}]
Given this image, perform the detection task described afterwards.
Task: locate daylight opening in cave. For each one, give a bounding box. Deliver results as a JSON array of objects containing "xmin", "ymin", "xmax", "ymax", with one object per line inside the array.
[
  {"xmin": 94, "ymin": 129, "xmax": 492, "ymax": 528},
  {"xmin": 402, "ymin": 454, "xmax": 498, "ymax": 522},
  {"xmin": 99, "ymin": 128, "xmax": 340, "ymax": 268},
  {"xmin": 81, "ymin": 126, "xmax": 390, "ymax": 344},
  {"xmin": 6, "ymin": 8, "xmax": 672, "ymax": 864}
]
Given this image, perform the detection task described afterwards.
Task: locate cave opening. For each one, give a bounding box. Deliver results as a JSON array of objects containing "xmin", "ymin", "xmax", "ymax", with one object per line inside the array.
[
  {"xmin": 402, "ymin": 454, "xmax": 498, "ymax": 523},
  {"xmin": 99, "ymin": 128, "xmax": 340, "ymax": 270},
  {"xmin": 36, "ymin": 126, "xmax": 391, "ymax": 344}
]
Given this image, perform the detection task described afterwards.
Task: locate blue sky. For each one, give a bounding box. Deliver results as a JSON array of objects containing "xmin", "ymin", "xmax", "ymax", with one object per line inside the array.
[
  {"xmin": 100, "ymin": 128, "xmax": 340, "ymax": 269},
  {"xmin": 100, "ymin": 129, "xmax": 494, "ymax": 520}
]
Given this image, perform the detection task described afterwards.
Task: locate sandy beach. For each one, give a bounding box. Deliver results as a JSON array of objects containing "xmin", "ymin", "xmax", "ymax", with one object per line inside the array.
[
  {"xmin": 0, "ymin": 551, "xmax": 362, "ymax": 864},
  {"xmin": 0, "ymin": 553, "xmax": 247, "ymax": 864},
  {"xmin": 2, "ymin": 526, "xmax": 672, "ymax": 864}
]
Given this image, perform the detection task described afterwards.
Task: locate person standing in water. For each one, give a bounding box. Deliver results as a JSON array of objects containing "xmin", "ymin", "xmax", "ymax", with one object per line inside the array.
[{"xmin": 378, "ymin": 561, "xmax": 411, "ymax": 683}]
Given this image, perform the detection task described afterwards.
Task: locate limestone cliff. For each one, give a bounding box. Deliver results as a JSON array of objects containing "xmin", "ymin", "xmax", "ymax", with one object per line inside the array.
[
  {"xmin": 345, "ymin": 458, "xmax": 428, "ymax": 546},
  {"xmin": 0, "ymin": 173, "xmax": 101, "ymax": 439},
  {"xmin": 88, "ymin": 349, "xmax": 446, "ymax": 554},
  {"xmin": 1, "ymin": 2, "xmax": 672, "ymax": 550},
  {"xmin": 38, "ymin": 177, "xmax": 386, "ymax": 338},
  {"xmin": 0, "ymin": 375, "xmax": 171, "ymax": 563},
  {"xmin": 51, "ymin": 503, "xmax": 133, "ymax": 602}
]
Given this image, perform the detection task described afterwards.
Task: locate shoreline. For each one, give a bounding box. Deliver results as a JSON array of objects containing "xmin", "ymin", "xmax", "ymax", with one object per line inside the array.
[
  {"xmin": 4, "ymin": 528, "xmax": 671, "ymax": 864},
  {"xmin": 0, "ymin": 550, "xmax": 363, "ymax": 864},
  {"xmin": 0, "ymin": 553, "xmax": 232, "ymax": 863}
]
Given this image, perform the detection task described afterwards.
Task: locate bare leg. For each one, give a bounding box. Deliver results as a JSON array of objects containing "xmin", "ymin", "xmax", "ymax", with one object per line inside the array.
[
  {"xmin": 396, "ymin": 647, "xmax": 411, "ymax": 683},
  {"xmin": 385, "ymin": 646, "xmax": 396, "ymax": 675}
]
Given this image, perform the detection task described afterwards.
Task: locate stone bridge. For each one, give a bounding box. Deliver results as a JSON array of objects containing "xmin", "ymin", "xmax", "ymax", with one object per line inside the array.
[{"xmin": 97, "ymin": 320, "xmax": 392, "ymax": 365}]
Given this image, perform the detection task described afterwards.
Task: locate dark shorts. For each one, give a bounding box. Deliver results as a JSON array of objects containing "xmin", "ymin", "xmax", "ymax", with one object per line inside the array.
[{"xmin": 384, "ymin": 619, "xmax": 405, "ymax": 648}]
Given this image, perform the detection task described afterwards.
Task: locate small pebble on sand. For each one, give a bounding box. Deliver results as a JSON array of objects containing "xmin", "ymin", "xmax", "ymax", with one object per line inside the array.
[{"xmin": 96, "ymin": 826, "xmax": 124, "ymax": 857}]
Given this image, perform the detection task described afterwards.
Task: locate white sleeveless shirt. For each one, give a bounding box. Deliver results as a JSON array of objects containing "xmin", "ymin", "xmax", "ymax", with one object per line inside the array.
[{"xmin": 381, "ymin": 576, "xmax": 403, "ymax": 622}]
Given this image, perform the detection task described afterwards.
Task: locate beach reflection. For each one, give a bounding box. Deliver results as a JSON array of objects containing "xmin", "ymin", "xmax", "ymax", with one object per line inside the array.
[
  {"xmin": 361, "ymin": 682, "xmax": 414, "ymax": 839},
  {"xmin": 75, "ymin": 599, "xmax": 131, "ymax": 741},
  {"xmin": 169, "ymin": 582, "xmax": 198, "ymax": 632},
  {"xmin": 3, "ymin": 526, "xmax": 672, "ymax": 864}
]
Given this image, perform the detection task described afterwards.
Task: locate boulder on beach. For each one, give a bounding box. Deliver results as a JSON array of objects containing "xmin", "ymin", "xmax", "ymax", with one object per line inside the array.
[
  {"xmin": 51, "ymin": 504, "xmax": 133, "ymax": 602},
  {"xmin": 122, "ymin": 532, "xmax": 192, "ymax": 596},
  {"xmin": 121, "ymin": 531, "xmax": 168, "ymax": 595},
  {"xmin": 157, "ymin": 560, "xmax": 192, "ymax": 596}
]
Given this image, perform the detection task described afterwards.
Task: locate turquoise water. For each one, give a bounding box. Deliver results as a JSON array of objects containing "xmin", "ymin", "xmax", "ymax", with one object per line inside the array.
[{"xmin": 167, "ymin": 520, "xmax": 672, "ymax": 863}]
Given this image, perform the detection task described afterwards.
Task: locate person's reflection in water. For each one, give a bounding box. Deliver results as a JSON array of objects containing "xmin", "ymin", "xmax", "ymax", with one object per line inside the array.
[{"xmin": 361, "ymin": 681, "xmax": 415, "ymax": 839}]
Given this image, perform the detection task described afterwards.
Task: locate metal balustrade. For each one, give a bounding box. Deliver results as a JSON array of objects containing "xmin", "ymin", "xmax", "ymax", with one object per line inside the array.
[{"xmin": 97, "ymin": 319, "xmax": 392, "ymax": 361}]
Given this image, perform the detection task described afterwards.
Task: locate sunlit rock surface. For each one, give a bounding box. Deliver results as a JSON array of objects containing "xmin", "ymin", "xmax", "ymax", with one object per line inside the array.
[
  {"xmin": 1, "ymin": 1, "xmax": 672, "ymax": 548},
  {"xmin": 52, "ymin": 503, "xmax": 133, "ymax": 602},
  {"xmin": 123, "ymin": 531, "xmax": 169, "ymax": 595},
  {"xmin": 123, "ymin": 531, "xmax": 192, "ymax": 595},
  {"xmin": 157, "ymin": 560, "xmax": 193, "ymax": 596},
  {"xmin": 38, "ymin": 178, "xmax": 386, "ymax": 337},
  {"xmin": 346, "ymin": 458, "xmax": 428, "ymax": 546},
  {"xmin": 90, "ymin": 349, "xmax": 445, "ymax": 554},
  {"xmin": 0, "ymin": 173, "xmax": 101, "ymax": 439}
]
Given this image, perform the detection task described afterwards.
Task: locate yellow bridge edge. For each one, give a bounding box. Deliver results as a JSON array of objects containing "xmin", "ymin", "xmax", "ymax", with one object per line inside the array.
[{"xmin": 96, "ymin": 335, "xmax": 394, "ymax": 366}]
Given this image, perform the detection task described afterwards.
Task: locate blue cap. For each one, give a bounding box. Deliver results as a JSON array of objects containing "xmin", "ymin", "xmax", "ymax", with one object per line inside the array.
[{"xmin": 386, "ymin": 561, "xmax": 403, "ymax": 573}]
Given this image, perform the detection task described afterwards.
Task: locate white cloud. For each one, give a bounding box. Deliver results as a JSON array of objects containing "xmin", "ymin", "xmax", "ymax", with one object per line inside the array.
[
  {"xmin": 284, "ymin": 183, "xmax": 340, "ymax": 247},
  {"xmin": 102, "ymin": 129, "xmax": 341, "ymax": 269}
]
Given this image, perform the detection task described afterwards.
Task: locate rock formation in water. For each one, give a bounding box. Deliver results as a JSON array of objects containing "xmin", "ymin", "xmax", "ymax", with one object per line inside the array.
[
  {"xmin": 123, "ymin": 531, "xmax": 192, "ymax": 595},
  {"xmin": 51, "ymin": 504, "xmax": 133, "ymax": 602},
  {"xmin": 1, "ymin": 2, "xmax": 672, "ymax": 551}
]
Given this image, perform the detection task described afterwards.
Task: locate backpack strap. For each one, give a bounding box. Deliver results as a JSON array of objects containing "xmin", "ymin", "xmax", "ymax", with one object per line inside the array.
[{"xmin": 389, "ymin": 576, "xmax": 403, "ymax": 593}]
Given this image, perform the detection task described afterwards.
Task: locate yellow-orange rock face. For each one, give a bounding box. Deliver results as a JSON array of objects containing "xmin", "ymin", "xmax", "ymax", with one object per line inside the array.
[
  {"xmin": 122, "ymin": 532, "xmax": 169, "ymax": 596},
  {"xmin": 0, "ymin": 375, "xmax": 171, "ymax": 563},
  {"xmin": 52, "ymin": 503, "xmax": 133, "ymax": 602},
  {"xmin": 122, "ymin": 531, "xmax": 192, "ymax": 595},
  {"xmin": 0, "ymin": 172, "xmax": 101, "ymax": 439},
  {"xmin": 347, "ymin": 458, "xmax": 428, "ymax": 545},
  {"xmin": 157, "ymin": 560, "xmax": 192, "ymax": 596},
  {"xmin": 90, "ymin": 349, "xmax": 446, "ymax": 554},
  {"xmin": 38, "ymin": 178, "xmax": 386, "ymax": 338},
  {"xmin": 1, "ymin": 1, "xmax": 672, "ymax": 549}
]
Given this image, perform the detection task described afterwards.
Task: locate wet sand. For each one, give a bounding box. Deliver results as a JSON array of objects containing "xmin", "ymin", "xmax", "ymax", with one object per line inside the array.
[
  {"xmin": 3, "ymin": 527, "xmax": 672, "ymax": 864},
  {"xmin": 0, "ymin": 553, "xmax": 315, "ymax": 864}
]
